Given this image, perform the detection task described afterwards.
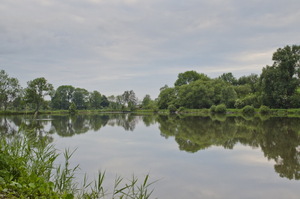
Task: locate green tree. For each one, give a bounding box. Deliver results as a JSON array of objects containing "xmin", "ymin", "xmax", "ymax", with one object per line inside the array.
[
  {"xmin": 51, "ymin": 85, "xmax": 75, "ymax": 110},
  {"xmin": 260, "ymin": 45, "xmax": 300, "ymax": 108},
  {"xmin": 141, "ymin": 94, "xmax": 152, "ymax": 109},
  {"xmin": 89, "ymin": 90, "xmax": 103, "ymax": 109},
  {"xmin": 174, "ymin": 71, "xmax": 209, "ymax": 87},
  {"xmin": 0, "ymin": 70, "xmax": 22, "ymax": 110},
  {"xmin": 122, "ymin": 90, "xmax": 137, "ymax": 110},
  {"xmin": 72, "ymin": 88, "xmax": 89, "ymax": 110},
  {"xmin": 219, "ymin": 72, "xmax": 237, "ymax": 85},
  {"xmin": 24, "ymin": 77, "xmax": 54, "ymax": 113},
  {"xmin": 157, "ymin": 86, "xmax": 176, "ymax": 109}
]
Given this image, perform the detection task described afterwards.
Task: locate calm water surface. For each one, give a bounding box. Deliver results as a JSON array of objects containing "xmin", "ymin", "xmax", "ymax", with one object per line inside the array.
[{"xmin": 1, "ymin": 114, "xmax": 300, "ymax": 199}]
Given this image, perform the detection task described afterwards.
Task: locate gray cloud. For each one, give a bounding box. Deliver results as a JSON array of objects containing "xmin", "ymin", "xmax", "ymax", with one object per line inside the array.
[{"xmin": 1, "ymin": 0, "xmax": 300, "ymax": 98}]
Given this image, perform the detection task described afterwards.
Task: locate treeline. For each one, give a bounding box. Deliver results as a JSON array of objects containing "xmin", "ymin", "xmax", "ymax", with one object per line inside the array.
[
  {"xmin": 1, "ymin": 44, "xmax": 300, "ymax": 112},
  {"xmin": 0, "ymin": 72, "xmax": 143, "ymax": 112},
  {"xmin": 157, "ymin": 45, "xmax": 300, "ymax": 110}
]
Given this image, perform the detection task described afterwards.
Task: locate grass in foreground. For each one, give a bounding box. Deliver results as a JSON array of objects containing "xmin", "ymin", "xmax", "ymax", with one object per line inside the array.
[{"xmin": 0, "ymin": 126, "xmax": 155, "ymax": 199}]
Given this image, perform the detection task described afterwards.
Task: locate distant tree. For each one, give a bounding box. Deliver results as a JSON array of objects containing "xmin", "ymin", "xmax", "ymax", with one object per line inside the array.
[
  {"xmin": 72, "ymin": 88, "xmax": 89, "ymax": 109},
  {"xmin": 89, "ymin": 90, "xmax": 103, "ymax": 109},
  {"xmin": 260, "ymin": 45, "xmax": 300, "ymax": 108},
  {"xmin": 122, "ymin": 90, "xmax": 137, "ymax": 109},
  {"xmin": 51, "ymin": 85, "xmax": 75, "ymax": 110},
  {"xmin": 174, "ymin": 71, "xmax": 209, "ymax": 87},
  {"xmin": 157, "ymin": 87, "xmax": 176, "ymax": 109},
  {"xmin": 24, "ymin": 77, "xmax": 54, "ymax": 114},
  {"xmin": 142, "ymin": 94, "xmax": 152, "ymax": 109},
  {"xmin": 219, "ymin": 72, "xmax": 237, "ymax": 85},
  {"xmin": 100, "ymin": 95, "xmax": 110, "ymax": 108},
  {"xmin": 0, "ymin": 70, "xmax": 22, "ymax": 110}
]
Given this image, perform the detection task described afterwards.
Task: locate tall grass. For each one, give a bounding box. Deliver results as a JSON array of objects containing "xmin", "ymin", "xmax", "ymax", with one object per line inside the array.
[{"xmin": 0, "ymin": 126, "xmax": 156, "ymax": 199}]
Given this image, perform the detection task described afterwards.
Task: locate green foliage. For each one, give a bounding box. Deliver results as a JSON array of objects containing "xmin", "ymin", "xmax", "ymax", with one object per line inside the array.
[
  {"xmin": 260, "ymin": 45, "xmax": 300, "ymax": 108},
  {"xmin": 242, "ymin": 105, "xmax": 255, "ymax": 115},
  {"xmin": 69, "ymin": 102, "xmax": 77, "ymax": 115},
  {"xmin": 259, "ymin": 105, "xmax": 270, "ymax": 115},
  {"xmin": 210, "ymin": 105, "xmax": 216, "ymax": 113},
  {"xmin": 215, "ymin": 104, "xmax": 227, "ymax": 114},
  {"xmin": 168, "ymin": 104, "xmax": 177, "ymax": 113},
  {"xmin": 0, "ymin": 70, "xmax": 22, "ymax": 111},
  {"xmin": 24, "ymin": 77, "xmax": 54, "ymax": 113},
  {"xmin": 177, "ymin": 107, "xmax": 186, "ymax": 113},
  {"xmin": 174, "ymin": 70, "xmax": 209, "ymax": 87},
  {"xmin": 0, "ymin": 126, "xmax": 155, "ymax": 198},
  {"xmin": 218, "ymin": 72, "xmax": 237, "ymax": 85}
]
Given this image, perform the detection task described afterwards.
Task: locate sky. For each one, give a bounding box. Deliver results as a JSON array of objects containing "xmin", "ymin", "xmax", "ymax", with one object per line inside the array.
[{"xmin": 1, "ymin": 0, "xmax": 300, "ymax": 100}]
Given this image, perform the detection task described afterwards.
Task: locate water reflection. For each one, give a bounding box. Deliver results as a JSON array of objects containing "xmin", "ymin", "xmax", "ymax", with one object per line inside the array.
[
  {"xmin": 0, "ymin": 114, "xmax": 299, "ymax": 180},
  {"xmin": 158, "ymin": 115, "xmax": 300, "ymax": 180}
]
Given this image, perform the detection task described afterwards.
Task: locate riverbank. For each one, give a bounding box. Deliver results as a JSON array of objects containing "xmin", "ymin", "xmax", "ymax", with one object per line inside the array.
[{"xmin": 1, "ymin": 108, "xmax": 300, "ymax": 117}]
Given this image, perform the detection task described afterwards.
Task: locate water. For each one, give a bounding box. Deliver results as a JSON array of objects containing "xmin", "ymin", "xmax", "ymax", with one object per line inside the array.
[{"xmin": 1, "ymin": 114, "xmax": 300, "ymax": 198}]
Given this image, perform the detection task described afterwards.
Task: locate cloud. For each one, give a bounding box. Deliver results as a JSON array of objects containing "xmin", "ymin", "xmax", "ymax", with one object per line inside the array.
[{"xmin": 1, "ymin": 0, "xmax": 300, "ymax": 98}]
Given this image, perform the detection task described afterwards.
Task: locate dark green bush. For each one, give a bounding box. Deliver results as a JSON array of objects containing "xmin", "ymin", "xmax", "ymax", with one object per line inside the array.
[
  {"xmin": 210, "ymin": 105, "xmax": 216, "ymax": 113},
  {"xmin": 215, "ymin": 104, "xmax": 227, "ymax": 114},
  {"xmin": 177, "ymin": 107, "xmax": 186, "ymax": 113},
  {"xmin": 259, "ymin": 105, "xmax": 270, "ymax": 114},
  {"xmin": 168, "ymin": 104, "xmax": 177, "ymax": 113},
  {"xmin": 242, "ymin": 105, "xmax": 255, "ymax": 115}
]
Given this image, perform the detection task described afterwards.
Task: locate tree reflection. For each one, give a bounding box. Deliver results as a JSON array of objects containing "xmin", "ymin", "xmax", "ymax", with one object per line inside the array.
[
  {"xmin": 0, "ymin": 114, "xmax": 299, "ymax": 180},
  {"xmin": 157, "ymin": 115, "xmax": 300, "ymax": 180}
]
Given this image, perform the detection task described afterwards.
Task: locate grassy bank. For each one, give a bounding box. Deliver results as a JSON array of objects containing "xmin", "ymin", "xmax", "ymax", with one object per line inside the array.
[
  {"xmin": 2, "ymin": 107, "xmax": 300, "ymax": 117},
  {"xmin": 0, "ymin": 127, "xmax": 155, "ymax": 199}
]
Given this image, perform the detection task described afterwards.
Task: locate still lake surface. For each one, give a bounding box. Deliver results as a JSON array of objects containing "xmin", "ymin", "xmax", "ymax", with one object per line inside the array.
[{"xmin": 1, "ymin": 114, "xmax": 300, "ymax": 198}]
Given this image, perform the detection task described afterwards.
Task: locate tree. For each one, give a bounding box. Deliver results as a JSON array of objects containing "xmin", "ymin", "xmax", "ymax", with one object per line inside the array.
[
  {"xmin": 260, "ymin": 45, "xmax": 300, "ymax": 108},
  {"xmin": 219, "ymin": 72, "xmax": 237, "ymax": 85},
  {"xmin": 157, "ymin": 87, "xmax": 176, "ymax": 109},
  {"xmin": 0, "ymin": 70, "xmax": 22, "ymax": 110},
  {"xmin": 72, "ymin": 88, "xmax": 89, "ymax": 110},
  {"xmin": 89, "ymin": 91, "xmax": 102, "ymax": 109},
  {"xmin": 122, "ymin": 90, "xmax": 137, "ymax": 109},
  {"xmin": 24, "ymin": 77, "xmax": 54, "ymax": 113},
  {"xmin": 142, "ymin": 94, "xmax": 152, "ymax": 109},
  {"xmin": 174, "ymin": 71, "xmax": 209, "ymax": 87},
  {"xmin": 51, "ymin": 85, "xmax": 75, "ymax": 110}
]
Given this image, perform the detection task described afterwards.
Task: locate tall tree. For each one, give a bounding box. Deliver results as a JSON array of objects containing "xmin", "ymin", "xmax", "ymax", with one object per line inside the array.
[
  {"xmin": 174, "ymin": 71, "xmax": 209, "ymax": 87},
  {"xmin": 0, "ymin": 70, "xmax": 22, "ymax": 110},
  {"xmin": 89, "ymin": 90, "xmax": 103, "ymax": 109},
  {"xmin": 72, "ymin": 88, "xmax": 89, "ymax": 110},
  {"xmin": 24, "ymin": 77, "xmax": 54, "ymax": 113},
  {"xmin": 260, "ymin": 45, "xmax": 300, "ymax": 108},
  {"xmin": 51, "ymin": 85, "xmax": 75, "ymax": 110}
]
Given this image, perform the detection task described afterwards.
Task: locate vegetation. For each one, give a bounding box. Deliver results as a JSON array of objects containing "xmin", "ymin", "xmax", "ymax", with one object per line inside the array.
[
  {"xmin": 0, "ymin": 45, "xmax": 300, "ymax": 114},
  {"xmin": 0, "ymin": 126, "xmax": 155, "ymax": 198}
]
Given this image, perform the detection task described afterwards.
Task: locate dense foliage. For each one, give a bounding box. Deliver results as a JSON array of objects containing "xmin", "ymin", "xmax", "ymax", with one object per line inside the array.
[{"xmin": 1, "ymin": 45, "xmax": 300, "ymax": 112}]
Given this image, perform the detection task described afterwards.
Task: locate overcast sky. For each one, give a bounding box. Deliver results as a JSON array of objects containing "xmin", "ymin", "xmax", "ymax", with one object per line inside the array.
[{"xmin": 1, "ymin": 0, "xmax": 300, "ymax": 99}]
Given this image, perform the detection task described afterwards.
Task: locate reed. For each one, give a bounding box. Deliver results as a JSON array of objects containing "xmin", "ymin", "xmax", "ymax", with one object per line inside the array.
[{"xmin": 0, "ymin": 126, "xmax": 156, "ymax": 198}]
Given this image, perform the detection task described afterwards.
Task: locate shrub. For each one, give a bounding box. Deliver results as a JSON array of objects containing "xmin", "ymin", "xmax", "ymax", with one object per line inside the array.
[
  {"xmin": 242, "ymin": 105, "xmax": 255, "ymax": 115},
  {"xmin": 259, "ymin": 105, "xmax": 270, "ymax": 114},
  {"xmin": 178, "ymin": 107, "xmax": 186, "ymax": 113},
  {"xmin": 168, "ymin": 104, "xmax": 177, "ymax": 113},
  {"xmin": 215, "ymin": 104, "xmax": 227, "ymax": 114},
  {"xmin": 210, "ymin": 105, "xmax": 216, "ymax": 113},
  {"xmin": 69, "ymin": 102, "xmax": 77, "ymax": 114}
]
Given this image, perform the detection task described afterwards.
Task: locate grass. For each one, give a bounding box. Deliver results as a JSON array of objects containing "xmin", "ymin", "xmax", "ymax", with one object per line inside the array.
[{"xmin": 0, "ymin": 126, "xmax": 156, "ymax": 199}]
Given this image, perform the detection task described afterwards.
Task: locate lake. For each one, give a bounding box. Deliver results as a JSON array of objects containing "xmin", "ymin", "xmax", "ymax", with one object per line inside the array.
[{"xmin": 1, "ymin": 114, "xmax": 300, "ymax": 199}]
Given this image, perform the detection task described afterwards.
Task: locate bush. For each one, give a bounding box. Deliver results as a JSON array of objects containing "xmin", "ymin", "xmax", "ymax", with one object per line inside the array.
[
  {"xmin": 69, "ymin": 102, "xmax": 77, "ymax": 114},
  {"xmin": 210, "ymin": 105, "xmax": 216, "ymax": 113},
  {"xmin": 177, "ymin": 107, "xmax": 186, "ymax": 113},
  {"xmin": 168, "ymin": 104, "xmax": 177, "ymax": 113},
  {"xmin": 259, "ymin": 105, "xmax": 270, "ymax": 114},
  {"xmin": 215, "ymin": 104, "xmax": 227, "ymax": 114},
  {"xmin": 242, "ymin": 105, "xmax": 255, "ymax": 115}
]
